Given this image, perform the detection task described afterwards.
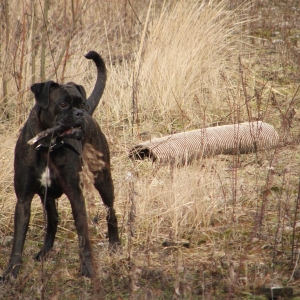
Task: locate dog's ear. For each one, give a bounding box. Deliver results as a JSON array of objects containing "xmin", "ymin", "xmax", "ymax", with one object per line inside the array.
[
  {"xmin": 31, "ymin": 81, "xmax": 59, "ymax": 109},
  {"xmin": 66, "ymin": 82, "xmax": 87, "ymax": 100},
  {"xmin": 75, "ymin": 84, "xmax": 87, "ymax": 101},
  {"xmin": 76, "ymin": 85, "xmax": 89, "ymax": 111}
]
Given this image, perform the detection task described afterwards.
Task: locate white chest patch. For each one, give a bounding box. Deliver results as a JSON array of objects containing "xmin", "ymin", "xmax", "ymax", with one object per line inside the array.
[{"xmin": 40, "ymin": 167, "xmax": 51, "ymax": 187}]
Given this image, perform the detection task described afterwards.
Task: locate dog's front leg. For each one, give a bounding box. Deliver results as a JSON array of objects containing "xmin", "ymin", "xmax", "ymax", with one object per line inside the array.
[
  {"xmin": 35, "ymin": 197, "xmax": 58, "ymax": 260},
  {"xmin": 2, "ymin": 195, "xmax": 33, "ymax": 279},
  {"xmin": 68, "ymin": 190, "xmax": 94, "ymax": 278}
]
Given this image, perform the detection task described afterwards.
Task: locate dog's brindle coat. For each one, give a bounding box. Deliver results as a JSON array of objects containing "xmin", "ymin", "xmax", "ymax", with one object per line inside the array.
[{"xmin": 1, "ymin": 51, "xmax": 120, "ymax": 279}]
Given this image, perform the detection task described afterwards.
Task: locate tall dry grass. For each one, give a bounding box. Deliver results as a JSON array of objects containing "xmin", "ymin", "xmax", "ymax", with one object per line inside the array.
[
  {"xmin": 1, "ymin": 0, "xmax": 300, "ymax": 298},
  {"xmin": 105, "ymin": 0, "xmax": 252, "ymax": 139}
]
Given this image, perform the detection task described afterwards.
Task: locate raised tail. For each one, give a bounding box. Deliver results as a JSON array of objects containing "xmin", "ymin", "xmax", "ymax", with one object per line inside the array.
[{"xmin": 84, "ymin": 51, "xmax": 107, "ymax": 116}]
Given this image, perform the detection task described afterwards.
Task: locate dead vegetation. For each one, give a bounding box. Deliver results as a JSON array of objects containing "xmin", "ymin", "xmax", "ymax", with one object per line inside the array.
[{"xmin": 1, "ymin": 0, "xmax": 300, "ymax": 299}]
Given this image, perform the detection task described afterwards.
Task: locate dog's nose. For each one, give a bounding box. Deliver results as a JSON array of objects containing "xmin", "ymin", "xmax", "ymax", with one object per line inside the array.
[{"xmin": 75, "ymin": 110, "xmax": 84, "ymax": 117}]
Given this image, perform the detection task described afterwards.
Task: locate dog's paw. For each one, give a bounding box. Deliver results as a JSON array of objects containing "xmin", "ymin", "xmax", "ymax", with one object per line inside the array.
[
  {"xmin": 1, "ymin": 266, "xmax": 19, "ymax": 282},
  {"xmin": 0, "ymin": 275, "xmax": 8, "ymax": 282},
  {"xmin": 0, "ymin": 273, "xmax": 17, "ymax": 282},
  {"xmin": 34, "ymin": 250, "xmax": 43, "ymax": 261},
  {"xmin": 81, "ymin": 264, "xmax": 94, "ymax": 278},
  {"xmin": 34, "ymin": 249, "xmax": 51, "ymax": 261}
]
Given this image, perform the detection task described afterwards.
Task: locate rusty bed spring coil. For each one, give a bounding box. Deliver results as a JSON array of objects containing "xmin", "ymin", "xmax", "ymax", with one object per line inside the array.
[{"xmin": 129, "ymin": 121, "xmax": 279, "ymax": 164}]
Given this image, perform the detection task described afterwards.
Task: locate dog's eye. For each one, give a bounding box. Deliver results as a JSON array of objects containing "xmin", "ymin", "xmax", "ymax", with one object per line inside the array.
[{"xmin": 59, "ymin": 102, "xmax": 68, "ymax": 108}]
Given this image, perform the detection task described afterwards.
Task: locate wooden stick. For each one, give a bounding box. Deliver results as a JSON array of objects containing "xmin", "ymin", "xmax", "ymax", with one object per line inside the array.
[{"xmin": 28, "ymin": 124, "xmax": 64, "ymax": 145}]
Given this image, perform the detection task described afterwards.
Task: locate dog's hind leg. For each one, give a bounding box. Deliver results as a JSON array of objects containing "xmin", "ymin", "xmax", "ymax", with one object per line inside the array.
[
  {"xmin": 35, "ymin": 196, "xmax": 58, "ymax": 261},
  {"xmin": 94, "ymin": 169, "xmax": 120, "ymax": 249}
]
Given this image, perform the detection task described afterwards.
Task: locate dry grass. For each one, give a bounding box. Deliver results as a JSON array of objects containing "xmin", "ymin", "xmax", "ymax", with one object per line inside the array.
[{"xmin": 1, "ymin": 0, "xmax": 300, "ymax": 298}]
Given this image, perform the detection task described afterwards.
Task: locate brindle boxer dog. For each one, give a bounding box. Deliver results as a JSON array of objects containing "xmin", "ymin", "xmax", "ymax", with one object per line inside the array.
[{"xmin": 1, "ymin": 51, "xmax": 120, "ymax": 280}]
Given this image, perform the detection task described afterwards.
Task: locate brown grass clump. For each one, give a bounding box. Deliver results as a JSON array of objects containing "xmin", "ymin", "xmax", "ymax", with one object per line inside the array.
[{"xmin": 1, "ymin": 0, "xmax": 300, "ymax": 299}]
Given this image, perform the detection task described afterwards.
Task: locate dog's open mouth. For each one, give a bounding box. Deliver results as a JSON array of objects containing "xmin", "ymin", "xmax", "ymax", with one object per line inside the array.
[
  {"xmin": 59, "ymin": 125, "xmax": 82, "ymax": 136},
  {"xmin": 59, "ymin": 126, "xmax": 83, "ymax": 140}
]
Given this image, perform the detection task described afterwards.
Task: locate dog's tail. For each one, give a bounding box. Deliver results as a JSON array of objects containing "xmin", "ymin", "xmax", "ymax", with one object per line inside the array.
[{"xmin": 84, "ymin": 51, "xmax": 107, "ymax": 116}]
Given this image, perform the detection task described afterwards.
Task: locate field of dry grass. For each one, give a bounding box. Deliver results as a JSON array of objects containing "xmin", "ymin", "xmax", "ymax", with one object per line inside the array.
[{"xmin": 1, "ymin": 0, "xmax": 300, "ymax": 299}]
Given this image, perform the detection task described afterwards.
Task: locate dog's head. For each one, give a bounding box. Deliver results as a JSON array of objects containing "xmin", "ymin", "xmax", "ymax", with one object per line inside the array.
[{"xmin": 31, "ymin": 81, "xmax": 88, "ymax": 138}]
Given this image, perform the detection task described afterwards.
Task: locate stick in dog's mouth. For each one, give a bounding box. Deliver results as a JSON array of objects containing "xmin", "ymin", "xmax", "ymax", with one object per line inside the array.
[{"xmin": 28, "ymin": 125, "xmax": 83, "ymax": 145}]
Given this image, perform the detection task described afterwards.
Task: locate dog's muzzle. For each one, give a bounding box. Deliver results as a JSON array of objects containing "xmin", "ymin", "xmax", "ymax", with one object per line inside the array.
[{"xmin": 58, "ymin": 108, "xmax": 85, "ymax": 140}]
